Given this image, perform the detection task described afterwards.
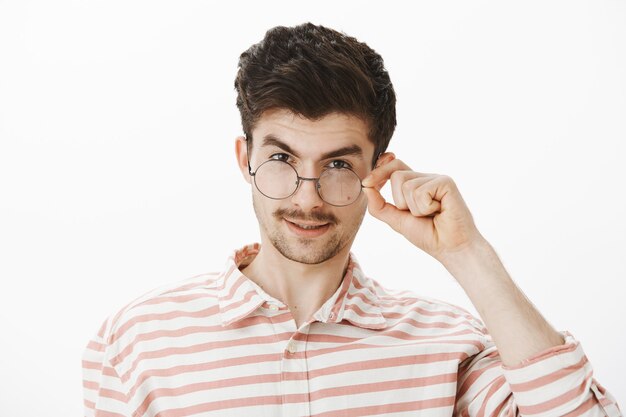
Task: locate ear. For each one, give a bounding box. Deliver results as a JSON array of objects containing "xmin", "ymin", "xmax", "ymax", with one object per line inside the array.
[
  {"xmin": 374, "ymin": 151, "xmax": 396, "ymax": 169},
  {"xmin": 234, "ymin": 135, "xmax": 252, "ymax": 184}
]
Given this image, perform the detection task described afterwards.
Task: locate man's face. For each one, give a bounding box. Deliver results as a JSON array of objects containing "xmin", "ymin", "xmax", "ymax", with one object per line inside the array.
[{"xmin": 236, "ymin": 109, "xmax": 381, "ymax": 265}]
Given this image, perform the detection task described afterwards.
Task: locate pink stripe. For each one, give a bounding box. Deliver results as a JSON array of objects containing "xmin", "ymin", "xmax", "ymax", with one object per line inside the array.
[
  {"xmin": 457, "ymin": 358, "xmax": 500, "ymax": 399},
  {"xmin": 329, "ymin": 266, "xmax": 354, "ymax": 318},
  {"xmin": 81, "ymin": 363, "xmax": 121, "ymax": 377},
  {"xmin": 233, "ymin": 242, "xmax": 260, "ymax": 264},
  {"xmin": 148, "ymin": 395, "xmax": 455, "ymax": 417},
  {"xmin": 96, "ymin": 319, "xmax": 108, "ymax": 339},
  {"xmin": 517, "ymin": 370, "xmax": 593, "ymax": 415},
  {"xmin": 217, "ymin": 263, "xmax": 237, "ymax": 291},
  {"xmin": 82, "ymin": 360, "xmax": 102, "ymax": 371},
  {"xmin": 384, "ymin": 307, "xmax": 467, "ymax": 319},
  {"xmin": 312, "ymin": 396, "xmax": 455, "ymax": 417},
  {"xmin": 344, "ymin": 302, "xmax": 384, "ymax": 318},
  {"xmin": 127, "ymin": 352, "xmax": 283, "ymax": 398},
  {"xmin": 389, "ymin": 314, "xmax": 464, "ymax": 329},
  {"xmin": 220, "ymin": 288, "xmax": 259, "ymax": 315},
  {"xmin": 98, "ymin": 387, "xmax": 127, "ymax": 402},
  {"xmin": 487, "ymin": 398, "xmax": 509, "ymax": 417},
  {"xmin": 109, "ymin": 306, "xmax": 219, "ymax": 347},
  {"xmin": 377, "ymin": 295, "xmax": 482, "ymax": 325},
  {"xmin": 94, "ymin": 410, "xmax": 126, "ymax": 417},
  {"xmin": 308, "ymin": 352, "xmax": 468, "ymax": 379},
  {"xmin": 102, "ymin": 366, "xmax": 119, "ymax": 377},
  {"xmin": 121, "ymin": 331, "xmax": 293, "ymax": 384},
  {"xmin": 345, "ymin": 288, "xmax": 379, "ymax": 308},
  {"xmin": 141, "ymin": 292, "xmax": 217, "ymax": 306},
  {"xmin": 132, "ymin": 373, "xmax": 283, "ymax": 416},
  {"xmin": 509, "ymin": 355, "xmax": 588, "ymax": 392},
  {"xmin": 561, "ymin": 395, "xmax": 600, "ymax": 417},
  {"xmin": 154, "ymin": 394, "xmax": 285, "ymax": 417},
  {"xmin": 503, "ymin": 341, "xmax": 578, "ymax": 370},
  {"xmin": 305, "ymin": 328, "xmax": 478, "ymax": 344},
  {"xmin": 477, "ymin": 376, "xmax": 506, "ymax": 417},
  {"xmin": 221, "ymin": 272, "xmax": 248, "ymax": 302},
  {"xmin": 83, "ymin": 380, "xmax": 99, "ymax": 390},
  {"xmin": 87, "ymin": 340, "xmax": 106, "ymax": 352},
  {"xmin": 309, "ymin": 373, "xmax": 457, "ymax": 400}
]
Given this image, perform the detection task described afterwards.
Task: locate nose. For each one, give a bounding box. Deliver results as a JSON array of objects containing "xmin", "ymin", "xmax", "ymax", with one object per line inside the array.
[{"xmin": 291, "ymin": 177, "xmax": 324, "ymax": 211}]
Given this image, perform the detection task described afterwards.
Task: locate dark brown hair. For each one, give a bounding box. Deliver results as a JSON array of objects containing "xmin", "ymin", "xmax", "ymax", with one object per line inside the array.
[{"xmin": 234, "ymin": 22, "xmax": 397, "ymax": 169}]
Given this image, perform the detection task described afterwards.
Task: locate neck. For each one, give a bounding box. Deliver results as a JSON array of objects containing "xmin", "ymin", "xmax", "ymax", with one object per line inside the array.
[{"xmin": 240, "ymin": 240, "xmax": 352, "ymax": 324}]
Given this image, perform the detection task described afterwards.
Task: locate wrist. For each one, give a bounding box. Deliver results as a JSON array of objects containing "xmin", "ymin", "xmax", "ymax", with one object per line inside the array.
[
  {"xmin": 437, "ymin": 235, "xmax": 492, "ymax": 271},
  {"xmin": 438, "ymin": 237, "xmax": 510, "ymax": 291}
]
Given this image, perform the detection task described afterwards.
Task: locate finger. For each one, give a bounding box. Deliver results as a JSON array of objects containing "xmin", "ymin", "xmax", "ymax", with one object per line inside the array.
[
  {"xmin": 401, "ymin": 176, "xmax": 436, "ymax": 217},
  {"xmin": 361, "ymin": 158, "xmax": 412, "ymax": 188},
  {"xmin": 362, "ymin": 186, "xmax": 407, "ymax": 235},
  {"xmin": 390, "ymin": 170, "xmax": 426, "ymax": 211},
  {"xmin": 404, "ymin": 177, "xmax": 443, "ymax": 217}
]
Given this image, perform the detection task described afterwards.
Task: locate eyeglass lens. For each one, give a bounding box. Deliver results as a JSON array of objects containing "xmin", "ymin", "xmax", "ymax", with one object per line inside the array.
[{"xmin": 253, "ymin": 160, "xmax": 362, "ymax": 206}]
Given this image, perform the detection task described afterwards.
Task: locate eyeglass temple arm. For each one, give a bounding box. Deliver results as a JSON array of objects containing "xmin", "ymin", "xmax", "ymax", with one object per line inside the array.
[{"xmin": 245, "ymin": 135, "xmax": 255, "ymax": 176}]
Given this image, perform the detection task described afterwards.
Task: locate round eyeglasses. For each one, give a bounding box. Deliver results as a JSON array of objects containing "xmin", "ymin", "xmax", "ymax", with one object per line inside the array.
[{"xmin": 248, "ymin": 158, "xmax": 364, "ymax": 207}]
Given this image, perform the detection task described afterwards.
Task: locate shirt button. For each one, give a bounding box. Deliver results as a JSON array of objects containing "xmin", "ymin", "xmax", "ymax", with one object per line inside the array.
[
  {"xmin": 268, "ymin": 304, "xmax": 279, "ymax": 311},
  {"xmin": 329, "ymin": 312, "xmax": 335, "ymax": 319},
  {"xmin": 286, "ymin": 341, "xmax": 297, "ymax": 354}
]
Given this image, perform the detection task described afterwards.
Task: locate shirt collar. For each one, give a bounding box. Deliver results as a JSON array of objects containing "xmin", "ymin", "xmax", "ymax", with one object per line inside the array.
[{"xmin": 216, "ymin": 242, "xmax": 388, "ymax": 330}]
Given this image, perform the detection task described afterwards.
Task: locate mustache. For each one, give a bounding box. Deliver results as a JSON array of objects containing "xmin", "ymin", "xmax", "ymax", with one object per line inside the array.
[{"xmin": 274, "ymin": 208, "xmax": 337, "ymax": 224}]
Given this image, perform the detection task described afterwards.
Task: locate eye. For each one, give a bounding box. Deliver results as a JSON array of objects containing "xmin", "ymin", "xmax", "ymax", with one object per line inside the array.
[
  {"xmin": 327, "ymin": 159, "xmax": 352, "ymax": 169},
  {"xmin": 269, "ymin": 153, "xmax": 292, "ymax": 162}
]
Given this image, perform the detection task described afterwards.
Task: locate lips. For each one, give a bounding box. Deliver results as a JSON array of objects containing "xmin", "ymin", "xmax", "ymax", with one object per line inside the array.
[
  {"xmin": 284, "ymin": 218, "xmax": 329, "ymax": 228},
  {"xmin": 283, "ymin": 218, "xmax": 332, "ymax": 237}
]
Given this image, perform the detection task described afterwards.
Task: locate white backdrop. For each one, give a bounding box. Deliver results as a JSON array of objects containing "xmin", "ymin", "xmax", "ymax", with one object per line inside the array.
[{"xmin": 0, "ymin": 0, "xmax": 624, "ymax": 414}]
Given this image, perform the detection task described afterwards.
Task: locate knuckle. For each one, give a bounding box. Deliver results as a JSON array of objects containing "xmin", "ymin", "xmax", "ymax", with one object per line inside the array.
[
  {"xmin": 401, "ymin": 179, "xmax": 413, "ymax": 194},
  {"xmin": 411, "ymin": 186, "xmax": 420, "ymax": 199},
  {"xmin": 389, "ymin": 170, "xmax": 404, "ymax": 184},
  {"xmin": 390, "ymin": 170, "xmax": 411, "ymax": 185},
  {"xmin": 441, "ymin": 174, "xmax": 454, "ymax": 184}
]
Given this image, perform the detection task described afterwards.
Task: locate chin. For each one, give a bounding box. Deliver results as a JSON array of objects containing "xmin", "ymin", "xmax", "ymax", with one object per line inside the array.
[{"xmin": 271, "ymin": 230, "xmax": 345, "ymax": 265}]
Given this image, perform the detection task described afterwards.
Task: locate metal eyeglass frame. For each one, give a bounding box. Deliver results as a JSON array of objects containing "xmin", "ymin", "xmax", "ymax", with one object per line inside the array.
[{"xmin": 245, "ymin": 135, "xmax": 378, "ymax": 207}]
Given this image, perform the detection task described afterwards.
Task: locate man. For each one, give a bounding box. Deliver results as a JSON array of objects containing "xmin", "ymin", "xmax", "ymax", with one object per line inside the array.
[{"xmin": 82, "ymin": 23, "xmax": 621, "ymax": 416}]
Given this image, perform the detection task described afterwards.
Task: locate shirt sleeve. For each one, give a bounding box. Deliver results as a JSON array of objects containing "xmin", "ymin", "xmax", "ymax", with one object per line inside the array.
[
  {"xmin": 455, "ymin": 331, "xmax": 623, "ymax": 417},
  {"xmin": 81, "ymin": 315, "xmax": 130, "ymax": 417}
]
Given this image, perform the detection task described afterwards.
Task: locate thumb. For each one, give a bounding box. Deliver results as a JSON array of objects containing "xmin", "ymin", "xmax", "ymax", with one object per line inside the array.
[{"xmin": 362, "ymin": 186, "xmax": 407, "ymax": 234}]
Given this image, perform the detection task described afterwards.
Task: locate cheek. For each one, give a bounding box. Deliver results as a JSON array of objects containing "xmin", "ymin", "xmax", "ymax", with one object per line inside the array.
[
  {"xmin": 338, "ymin": 202, "xmax": 367, "ymax": 226},
  {"xmin": 252, "ymin": 191, "xmax": 272, "ymax": 217}
]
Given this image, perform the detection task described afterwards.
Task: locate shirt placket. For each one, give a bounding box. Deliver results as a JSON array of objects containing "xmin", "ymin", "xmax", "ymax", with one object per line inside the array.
[{"xmin": 266, "ymin": 301, "xmax": 312, "ymax": 417}]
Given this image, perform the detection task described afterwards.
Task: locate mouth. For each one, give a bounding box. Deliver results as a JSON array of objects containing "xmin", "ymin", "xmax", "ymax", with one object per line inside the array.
[{"xmin": 284, "ymin": 218, "xmax": 331, "ymax": 237}]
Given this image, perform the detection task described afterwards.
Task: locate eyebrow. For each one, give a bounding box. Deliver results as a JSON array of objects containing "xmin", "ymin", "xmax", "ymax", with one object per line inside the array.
[{"xmin": 260, "ymin": 134, "xmax": 364, "ymax": 161}]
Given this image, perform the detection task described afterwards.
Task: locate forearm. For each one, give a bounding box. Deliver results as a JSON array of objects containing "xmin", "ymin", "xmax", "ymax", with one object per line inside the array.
[{"xmin": 440, "ymin": 238, "xmax": 564, "ymax": 367}]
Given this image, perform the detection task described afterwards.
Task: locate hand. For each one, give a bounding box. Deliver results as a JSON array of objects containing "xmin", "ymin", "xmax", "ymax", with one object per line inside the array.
[{"xmin": 361, "ymin": 154, "xmax": 485, "ymax": 264}]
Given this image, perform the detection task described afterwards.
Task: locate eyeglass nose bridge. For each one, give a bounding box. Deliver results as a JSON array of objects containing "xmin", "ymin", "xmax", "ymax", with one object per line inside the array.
[
  {"xmin": 292, "ymin": 175, "xmax": 323, "ymax": 200},
  {"xmin": 296, "ymin": 175, "xmax": 321, "ymax": 186}
]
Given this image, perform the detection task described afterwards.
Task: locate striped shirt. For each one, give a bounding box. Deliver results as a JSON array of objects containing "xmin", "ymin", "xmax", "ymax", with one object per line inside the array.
[{"xmin": 82, "ymin": 242, "xmax": 622, "ymax": 417}]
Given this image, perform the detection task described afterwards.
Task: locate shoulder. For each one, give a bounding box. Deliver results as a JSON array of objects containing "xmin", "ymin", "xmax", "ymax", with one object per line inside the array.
[
  {"xmin": 367, "ymin": 276, "xmax": 488, "ymax": 335},
  {"xmin": 99, "ymin": 271, "xmax": 223, "ymax": 346}
]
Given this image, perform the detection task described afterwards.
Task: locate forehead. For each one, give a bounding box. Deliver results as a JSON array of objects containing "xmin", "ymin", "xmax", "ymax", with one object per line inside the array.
[{"xmin": 251, "ymin": 109, "xmax": 373, "ymax": 158}]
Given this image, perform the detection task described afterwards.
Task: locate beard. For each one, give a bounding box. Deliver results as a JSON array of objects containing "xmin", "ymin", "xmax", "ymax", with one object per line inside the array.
[{"xmin": 251, "ymin": 192, "xmax": 366, "ymax": 265}]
